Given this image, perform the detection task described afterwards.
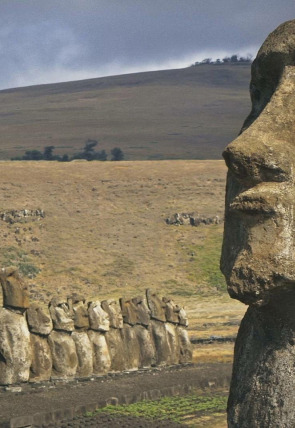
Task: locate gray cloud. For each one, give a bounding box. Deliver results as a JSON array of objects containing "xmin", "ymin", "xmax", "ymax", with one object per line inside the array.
[{"xmin": 0, "ymin": 0, "xmax": 294, "ymax": 89}]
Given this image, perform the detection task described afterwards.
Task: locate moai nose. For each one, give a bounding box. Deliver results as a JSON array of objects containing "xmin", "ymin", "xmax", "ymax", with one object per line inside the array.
[{"xmin": 223, "ymin": 131, "xmax": 291, "ymax": 187}]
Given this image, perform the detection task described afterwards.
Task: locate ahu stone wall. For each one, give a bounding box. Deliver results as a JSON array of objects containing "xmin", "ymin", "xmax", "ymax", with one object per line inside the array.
[{"xmin": 0, "ymin": 267, "xmax": 192, "ymax": 385}]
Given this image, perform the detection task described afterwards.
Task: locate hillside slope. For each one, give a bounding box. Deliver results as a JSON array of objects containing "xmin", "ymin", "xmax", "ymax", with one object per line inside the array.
[
  {"xmin": 0, "ymin": 64, "xmax": 251, "ymax": 160},
  {"xmin": 0, "ymin": 160, "xmax": 245, "ymax": 332}
]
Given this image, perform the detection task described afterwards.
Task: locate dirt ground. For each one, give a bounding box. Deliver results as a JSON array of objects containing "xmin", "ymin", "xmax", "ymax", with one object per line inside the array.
[{"xmin": 0, "ymin": 363, "xmax": 231, "ymax": 427}]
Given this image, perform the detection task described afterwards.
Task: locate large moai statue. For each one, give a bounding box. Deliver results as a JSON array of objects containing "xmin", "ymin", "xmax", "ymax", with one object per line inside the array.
[
  {"xmin": 220, "ymin": 20, "xmax": 295, "ymax": 428},
  {"xmin": 26, "ymin": 303, "xmax": 53, "ymax": 381},
  {"xmin": 0, "ymin": 268, "xmax": 31, "ymax": 384},
  {"xmin": 132, "ymin": 295, "xmax": 156, "ymax": 367},
  {"xmin": 146, "ymin": 289, "xmax": 172, "ymax": 365},
  {"xmin": 120, "ymin": 297, "xmax": 141, "ymax": 370},
  {"xmin": 101, "ymin": 299, "xmax": 126, "ymax": 371},
  {"xmin": 68, "ymin": 294, "xmax": 93, "ymax": 378},
  {"xmin": 87, "ymin": 301, "xmax": 111, "ymax": 374},
  {"xmin": 48, "ymin": 298, "xmax": 78, "ymax": 378}
]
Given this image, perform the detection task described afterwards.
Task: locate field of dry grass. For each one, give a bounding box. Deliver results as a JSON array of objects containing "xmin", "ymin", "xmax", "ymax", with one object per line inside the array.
[
  {"xmin": 0, "ymin": 159, "xmax": 245, "ymax": 342},
  {"xmin": 0, "ymin": 64, "xmax": 250, "ymax": 160}
]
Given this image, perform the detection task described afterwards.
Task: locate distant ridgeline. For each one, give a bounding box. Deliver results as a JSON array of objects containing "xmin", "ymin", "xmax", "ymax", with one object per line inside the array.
[
  {"xmin": 0, "ymin": 268, "xmax": 192, "ymax": 385},
  {"xmin": 191, "ymin": 54, "xmax": 253, "ymax": 66}
]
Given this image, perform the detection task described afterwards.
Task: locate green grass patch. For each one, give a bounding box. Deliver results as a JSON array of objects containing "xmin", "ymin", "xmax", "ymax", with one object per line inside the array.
[
  {"xmin": 86, "ymin": 392, "xmax": 227, "ymax": 424},
  {"xmin": 184, "ymin": 225, "xmax": 226, "ymax": 292},
  {"xmin": 0, "ymin": 246, "xmax": 40, "ymax": 278}
]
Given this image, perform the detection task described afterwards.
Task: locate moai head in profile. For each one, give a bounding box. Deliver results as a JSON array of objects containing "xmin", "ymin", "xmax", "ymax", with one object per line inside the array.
[
  {"xmin": 0, "ymin": 267, "xmax": 29, "ymax": 310},
  {"xmin": 67, "ymin": 294, "xmax": 89, "ymax": 330},
  {"xmin": 131, "ymin": 295, "xmax": 151, "ymax": 327},
  {"xmin": 49, "ymin": 297, "xmax": 74, "ymax": 332},
  {"xmin": 119, "ymin": 297, "xmax": 138, "ymax": 325},
  {"xmin": 101, "ymin": 299, "xmax": 123, "ymax": 329},
  {"xmin": 220, "ymin": 20, "xmax": 295, "ymax": 427},
  {"xmin": 221, "ymin": 20, "xmax": 295, "ymax": 307},
  {"xmin": 146, "ymin": 289, "xmax": 166, "ymax": 322},
  {"xmin": 88, "ymin": 300, "xmax": 110, "ymax": 332},
  {"xmin": 162, "ymin": 296, "xmax": 179, "ymax": 324}
]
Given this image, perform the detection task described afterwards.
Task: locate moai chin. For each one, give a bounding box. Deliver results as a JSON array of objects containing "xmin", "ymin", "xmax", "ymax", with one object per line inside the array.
[{"xmin": 221, "ymin": 19, "xmax": 295, "ymax": 428}]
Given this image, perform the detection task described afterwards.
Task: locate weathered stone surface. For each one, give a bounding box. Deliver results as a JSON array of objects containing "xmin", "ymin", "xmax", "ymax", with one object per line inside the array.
[
  {"xmin": 49, "ymin": 298, "xmax": 74, "ymax": 332},
  {"xmin": 178, "ymin": 308, "xmax": 189, "ymax": 327},
  {"xmin": 221, "ymin": 19, "xmax": 295, "ymax": 428},
  {"xmin": 101, "ymin": 299, "xmax": 123, "ymax": 329},
  {"xmin": 149, "ymin": 320, "xmax": 171, "ymax": 366},
  {"xmin": 0, "ymin": 267, "xmax": 29, "ymax": 309},
  {"xmin": 120, "ymin": 297, "xmax": 137, "ymax": 326},
  {"xmin": 67, "ymin": 294, "xmax": 89, "ymax": 330},
  {"xmin": 133, "ymin": 324, "xmax": 156, "ymax": 367},
  {"xmin": 30, "ymin": 334, "xmax": 52, "ymax": 381},
  {"xmin": 105, "ymin": 328, "xmax": 126, "ymax": 371},
  {"xmin": 177, "ymin": 326, "xmax": 192, "ymax": 364},
  {"xmin": 72, "ymin": 331, "xmax": 93, "ymax": 377},
  {"xmin": 48, "ymin": 331, "xmax": 78, "ymax": 378},
  {"xmin": 87, "ymin": 330, "xmax": 111, "ymax": 374},
  {"xmin": 165, "ymin": 323, "xmax": 180, "ymax": 364},
  {"xmin": 162, "ymin": 297, "xmax": 179, "ymax": 324},
  {"xmin": 146, "ymin": 289, "xmax": 166, "ymax": 322},
  {"xmin": 26, "ymin": 303, "xmax": 53, "ymax": 335},
  {"xmin": 121, "ymin": 324, "xmax": 140, "ymax": 370},
  {"xmin": 132, "ymin": 296, "xmax": 151, "ymax": 326},
  {"xmin": 88, "ymin": 301, "xmax": 110, "ymax": 332},
  {"xmin": 0, "ymin": 308, "xmax": 31, "ymax": 384}
]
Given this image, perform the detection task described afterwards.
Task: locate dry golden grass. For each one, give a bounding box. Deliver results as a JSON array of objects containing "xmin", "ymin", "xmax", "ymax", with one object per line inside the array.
[{"xmin": 0, "ymin": 159, "xmax": 245, "ymax": 338}]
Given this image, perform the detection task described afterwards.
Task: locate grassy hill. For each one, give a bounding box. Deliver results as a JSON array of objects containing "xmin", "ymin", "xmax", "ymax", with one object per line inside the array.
[
  {"xmin": 0, "ymin": 159, "xmax": 245, "ymax": 344},
  {"xmin": 0, "ymin": 64, "xmax": 251, "ymax": 160}
]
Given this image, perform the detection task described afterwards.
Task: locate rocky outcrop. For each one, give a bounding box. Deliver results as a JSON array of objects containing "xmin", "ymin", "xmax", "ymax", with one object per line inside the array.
[
  {"xmin": 221, "ymin": 19, "xmax": 295, "ymax": 427},
  {"xmin": 0, "ymin": 209, "xmax": 45, "ymax": 224},
  {"xmin": 166, "ymin": 212, "xmax": 221, "ymax": 226},
  {"xmin": 0, "ymin": 269, "xmax": 191, "ymax": 385}
]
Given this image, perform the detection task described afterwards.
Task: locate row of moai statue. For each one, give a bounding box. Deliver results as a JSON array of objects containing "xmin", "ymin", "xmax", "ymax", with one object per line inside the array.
[{"xmin": 0, "ymin": 267, "xmax": 192, "ymax": 385}]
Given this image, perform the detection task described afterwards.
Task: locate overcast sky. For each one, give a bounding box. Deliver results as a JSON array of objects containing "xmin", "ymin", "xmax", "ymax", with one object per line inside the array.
[{"xmin": 0, "ymin": 0, "xmax": 294, "ymax": 90}]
